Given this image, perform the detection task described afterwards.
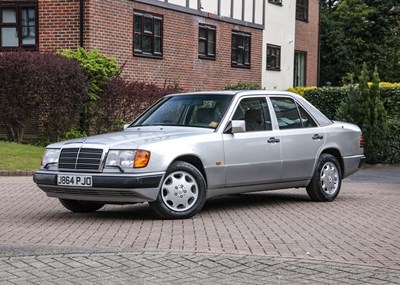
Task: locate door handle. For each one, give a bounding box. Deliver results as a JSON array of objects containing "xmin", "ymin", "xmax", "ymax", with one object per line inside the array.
[
  {"xmin": 267, "ymin": 137, "xmax": 280, "ymax": 143},
  {"xmin": 312, "ymin": 134, "xmax": 324, "ymax": 140}
]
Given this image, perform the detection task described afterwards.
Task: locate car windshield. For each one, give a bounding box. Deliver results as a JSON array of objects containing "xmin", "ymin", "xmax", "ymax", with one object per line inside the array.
[{"xmin": 132, "ymin": 94, "xmax": 233, "ymax": 129}]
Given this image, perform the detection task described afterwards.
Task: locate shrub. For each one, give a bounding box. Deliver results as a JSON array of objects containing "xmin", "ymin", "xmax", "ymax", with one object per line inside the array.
[
  {"xmin": 380, "ymin": 87, "xmax": 400, "ymax": 115},
  {"xmin": 224, "ymin": 81, "xmax": 261, "ymax": 90},
  {"xmin": 337, "ymin": 64, "xmax": 388, "ymax": 164},
  {"xmin": 59, "ymin": 47, "xmax": 120, "ymax": 134},
  {"xmin": 386, "ymin": 117, "xmax": 400, "ymax": 164},
  {"xmin": 91, "ymin": 78, "xmax": 181, "ymax": 134},
  {"xmin": 379, "ymin": 82, "xmax": 400, "ymax": 88},
  {"xmin": 287, "ymin": 86, "xmax": 317, "ymax": 97},
  {"xmin": 58, "ymin": 47, "xmax": 119, "ymax": 100},
  {"xmin": 304, "ymin": 87, "xmax": 347, "ymax": 119},
  {"xmin": 0, "ymin": 52, "xmax": 87, "ymax": 142}
]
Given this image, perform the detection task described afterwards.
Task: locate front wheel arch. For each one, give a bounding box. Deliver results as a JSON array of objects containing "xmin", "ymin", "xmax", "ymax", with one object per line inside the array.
[
  {"xmin": 170, "ymin": 155, "xmax": 207, "ymax": 186},
  {"xmin": 150, "ymin": 160, "xmax": 207, "ymax": 219}
]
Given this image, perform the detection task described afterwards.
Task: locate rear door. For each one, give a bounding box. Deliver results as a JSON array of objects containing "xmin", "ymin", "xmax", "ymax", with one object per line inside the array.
[{"xmin": 269, "ymin": 96, "xmax": 325, "ymax": 181}]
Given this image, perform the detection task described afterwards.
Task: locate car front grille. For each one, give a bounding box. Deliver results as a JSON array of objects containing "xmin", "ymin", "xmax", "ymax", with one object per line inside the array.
[{"xmin": 59, "ymin": 147, "xmax": 104, "ymax": 172}]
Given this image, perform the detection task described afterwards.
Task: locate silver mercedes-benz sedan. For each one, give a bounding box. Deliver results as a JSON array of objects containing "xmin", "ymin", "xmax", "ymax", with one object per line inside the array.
[{"xmin": 34, "ymin": 91, "xmax": 366, "ymax": 219}]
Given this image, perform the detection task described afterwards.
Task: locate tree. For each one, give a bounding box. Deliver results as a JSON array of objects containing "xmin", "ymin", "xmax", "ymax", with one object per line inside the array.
[
  {"xmin": 320, "ymin": 0, "xmax": 400, "ymax": 85},
  {"xmin": 337, "ymin": 63, "xmax": 388, "ymax": 163}
]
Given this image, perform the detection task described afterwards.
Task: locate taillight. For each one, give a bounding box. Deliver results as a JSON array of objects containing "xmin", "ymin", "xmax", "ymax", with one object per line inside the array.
[{"xmin": 360, "ymin": 135, "xmax": 365, "ymax": 148}]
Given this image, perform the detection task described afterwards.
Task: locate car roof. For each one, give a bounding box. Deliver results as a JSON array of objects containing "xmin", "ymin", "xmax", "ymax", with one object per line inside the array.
[
  {"xmin": 164, "ymin": 90, "xmax": 333, "ymax": 127},
  {"xmin": 165, "ymin": 90, "xmax": 303, "ymax": 97}
]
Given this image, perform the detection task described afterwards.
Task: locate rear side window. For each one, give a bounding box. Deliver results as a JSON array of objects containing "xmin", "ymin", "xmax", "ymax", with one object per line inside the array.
[{"xmin": 271, "ymin": 97, "xmax": 317, "ymax": 129}]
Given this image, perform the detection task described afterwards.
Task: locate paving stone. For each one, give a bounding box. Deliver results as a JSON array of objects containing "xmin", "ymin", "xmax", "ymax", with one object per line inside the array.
[{"xmin": 0, "ymin": 171, "xmax": 400, "ymax": 283}]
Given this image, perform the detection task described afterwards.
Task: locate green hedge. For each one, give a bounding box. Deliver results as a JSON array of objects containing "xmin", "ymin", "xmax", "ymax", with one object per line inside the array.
[
  {"xmin": 303, "ymin": 86, "xmax": 400, "ymax": 163},
  {"xmin": 304, "ymin": 86, "xmax": 400, "ymax": 120},
  {"xmin": 386, "ymin": 117, "xmax": 400, "ymax": 164},
  {"xmin": 304, "ymin": 87, "xmax": 347, "ymax": 119},
  {"xmin": 380, "ymin": 87, "xmax": 400, "ymax": 115},
  {"xmin": 224, "ymin": 81, "xmax": 261, "ymax": 90}
]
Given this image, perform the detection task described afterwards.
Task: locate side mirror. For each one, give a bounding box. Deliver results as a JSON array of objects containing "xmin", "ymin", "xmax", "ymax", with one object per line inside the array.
[
  {"xmin": 224, "ymin": 120, "xmax": 246, "ymax": 134},
  {"xmin": 123, "ymin": 124, "xmax": 130, "ymax": 130}
]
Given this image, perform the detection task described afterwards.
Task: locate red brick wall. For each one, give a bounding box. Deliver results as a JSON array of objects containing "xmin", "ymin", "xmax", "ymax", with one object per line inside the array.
[
  {"xmin": 2, "ymin": 0, "xmax": 262, "ymax": 90},
  {"xmin": 38, "ymin": 0, "xmax": 81, "ymax": 51},
  {"xmin": 84, "ymin": 0, "xmax": 262, "ymax": 91},
  {"xmin": 295, "ymin": 0, "xmax": 319, "ymax": 86}
]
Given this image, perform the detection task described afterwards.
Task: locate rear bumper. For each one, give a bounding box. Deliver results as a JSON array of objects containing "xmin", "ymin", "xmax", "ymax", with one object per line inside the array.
[
  {"xmin": 342, "ymin": 155, "xmax": 366, "ymax": 178},
  {"xmin": 33, "ymin": 171, "xmax": 163, "ymax": 203}
]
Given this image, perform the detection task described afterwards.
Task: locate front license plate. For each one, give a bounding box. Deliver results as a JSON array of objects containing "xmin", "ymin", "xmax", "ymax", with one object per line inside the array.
[{"xmin": 57, "ymin": 175, "xmax": 92, "ymax": 187}]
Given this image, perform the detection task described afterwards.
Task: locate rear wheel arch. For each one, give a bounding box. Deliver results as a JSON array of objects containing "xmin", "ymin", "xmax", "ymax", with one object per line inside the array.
[
  {"xmin": 320, "ymin": 148, "xmax": 344, "ymax": 177},
  {"xmin": 307, "ymin": 153, "xmax": 342, "ymax": 202}
]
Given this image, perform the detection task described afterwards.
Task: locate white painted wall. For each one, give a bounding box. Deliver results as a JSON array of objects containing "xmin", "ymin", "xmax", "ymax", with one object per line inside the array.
[
  {"xmin": 262, "ymin": 2, "xmax": 296, "ymax": 90},
  {"xmin": 158, "ymin": 0, "xmax": 264, "ymax": 25}
]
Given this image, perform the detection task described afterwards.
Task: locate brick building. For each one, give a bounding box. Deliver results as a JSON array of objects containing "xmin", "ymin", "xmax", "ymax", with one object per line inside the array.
[
  {"xmin": 294, "ymin": 0, "xmax": 320, "ymax": 87},
  {"xmin": 0, "ymin": 0, "xmax": 265, "ymax": 91},
  {"xmin": 263, "ymin": 0, "xmax": 320, "ymax": 89}
]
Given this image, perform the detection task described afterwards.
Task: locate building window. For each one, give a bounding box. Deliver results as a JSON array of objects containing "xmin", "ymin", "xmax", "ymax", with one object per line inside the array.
[
  {"xmin": 0, "ymin": 3, "xmax": 38, "ymax": 50},
  {"xmin": 296, "ymin": 0, "xmax": 308, "ymax": 21},
  {"xmin": 266, "ymin": 44, "xmax": 281, "ymax": 71},
  {"xmin": 294, "ymin": 51, "xmax": 307, "ymax": 86},
  {"xmin": 198, "ymin": 24, "xmax": 216, "ymax": 59},
  {"xmin": 231, "ymin": 31, "xmax": 251, "ymax": 68},
  {"xmin": 268, "ymin": 0, "xmax": 282, "ymax": 5},
  {"xmin": 133, "ymin": 11, "xmax": 163, "ymax": 58}
]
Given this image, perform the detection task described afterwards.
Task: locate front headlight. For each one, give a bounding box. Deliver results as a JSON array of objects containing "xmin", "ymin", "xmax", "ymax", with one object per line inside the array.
[
  {"xmin": 41, "ymin": 148, "xmax": 61, "ymax": 167},
  {"xmin": 106, "ymin": 150, "xmax": 135, "ymax": 168},
  {"xmin": 105, "ymin": 150, "xmax": 151, "ymax": 169}
]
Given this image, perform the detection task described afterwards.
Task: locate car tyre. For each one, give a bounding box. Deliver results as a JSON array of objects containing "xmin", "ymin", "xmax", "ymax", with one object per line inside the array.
[
  {"xmin": 306, "ymin": 154, "xmax": 342, "ymax": 202},
  {"xmin": 59, "ymin": 199, "xmax": 105, "ymax": 213},
  {"xmin": 150, "ymin": 161, "xmax": 207, "ymax": 219}
]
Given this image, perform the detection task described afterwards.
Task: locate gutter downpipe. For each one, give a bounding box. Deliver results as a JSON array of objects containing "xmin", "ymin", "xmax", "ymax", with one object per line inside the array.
[
  {"xmin": 317, "ymin": 0, "xmax": 321, "ymax": 87},
  {"xmin": 79, "ymin": 0, "xmax": 84, "ymax": 47}
]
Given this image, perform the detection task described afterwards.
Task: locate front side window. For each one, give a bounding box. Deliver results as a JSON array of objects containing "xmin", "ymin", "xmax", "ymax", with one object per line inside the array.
[
  {"xmin": 133, "ymin": 11, "xmax": 163, "ymax": 57},
  {"xmin": 198, "ymin": 24, "xmax": 216, "ymax": 59},
  {"xmin": 296, "ymin": 0, "xmax": 308, "ymax": 21},
  {"xmin": 232, "ymin": 97, "xmax": 272, "ymax": 132},
  {"xmin": 0, "ymin": 4, "xmax": 37, "ymax": 50},
  {"xmin": 271, "ymin": 97, "xmax": 317, "ymax": 129},
  {"xmin": 294, "ymin": 50, "xmax": 307, "ymax": 87},
  {"xmin": 231, "ymin": 31, "xmax": 251, "ymax": 68},
  {"xmin": 267, "ymin": 44, "xmax": 281, "ymax": 71}
]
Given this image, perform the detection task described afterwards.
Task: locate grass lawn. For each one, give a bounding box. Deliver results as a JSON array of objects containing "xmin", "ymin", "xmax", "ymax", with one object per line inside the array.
[{"xmin": 0, "ymin": 141, "xmax": 44, "ymax": 171}]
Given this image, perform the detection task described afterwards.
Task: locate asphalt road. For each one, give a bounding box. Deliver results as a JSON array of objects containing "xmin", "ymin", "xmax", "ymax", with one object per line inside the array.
[
  {"xmin": 0, "ymin": 166, "xmax": 399, "ymax": 284},
  {"xmin": 345, "ymin": 164, "xmax": 400, "ymax": 184}
]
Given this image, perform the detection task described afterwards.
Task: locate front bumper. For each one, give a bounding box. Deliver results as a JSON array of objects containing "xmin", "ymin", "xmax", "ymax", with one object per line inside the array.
[{"xmin": 33, "ymin": 171, "xmax": 163, "ymax": 203}]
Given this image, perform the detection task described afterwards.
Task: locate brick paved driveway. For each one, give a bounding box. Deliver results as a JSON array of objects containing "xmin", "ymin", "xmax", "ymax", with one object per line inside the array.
[{"xmin": 0, "ymin": 168, "xmax": 400, "ymax": 283}]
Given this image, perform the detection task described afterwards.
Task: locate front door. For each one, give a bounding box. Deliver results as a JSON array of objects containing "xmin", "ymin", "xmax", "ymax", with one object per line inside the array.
[{"xmin": 223, "ymin": 96, "xmax": 282, "ymax": 187}]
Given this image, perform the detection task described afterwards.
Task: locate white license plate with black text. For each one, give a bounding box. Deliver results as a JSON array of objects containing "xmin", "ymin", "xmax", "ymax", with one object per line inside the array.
[{"xmin": 57, "ymin": 175, "xmax": 92, "ymax": 187}]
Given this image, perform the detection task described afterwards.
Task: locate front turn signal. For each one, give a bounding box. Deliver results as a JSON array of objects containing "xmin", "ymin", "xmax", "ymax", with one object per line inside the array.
[
  {"xmin": 134, "ymin": 150, "xmax": 151, "ymax": 168},
  {"xmin": 360, "ymin": 135, "xmax": 365, "ymax": 148}
]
